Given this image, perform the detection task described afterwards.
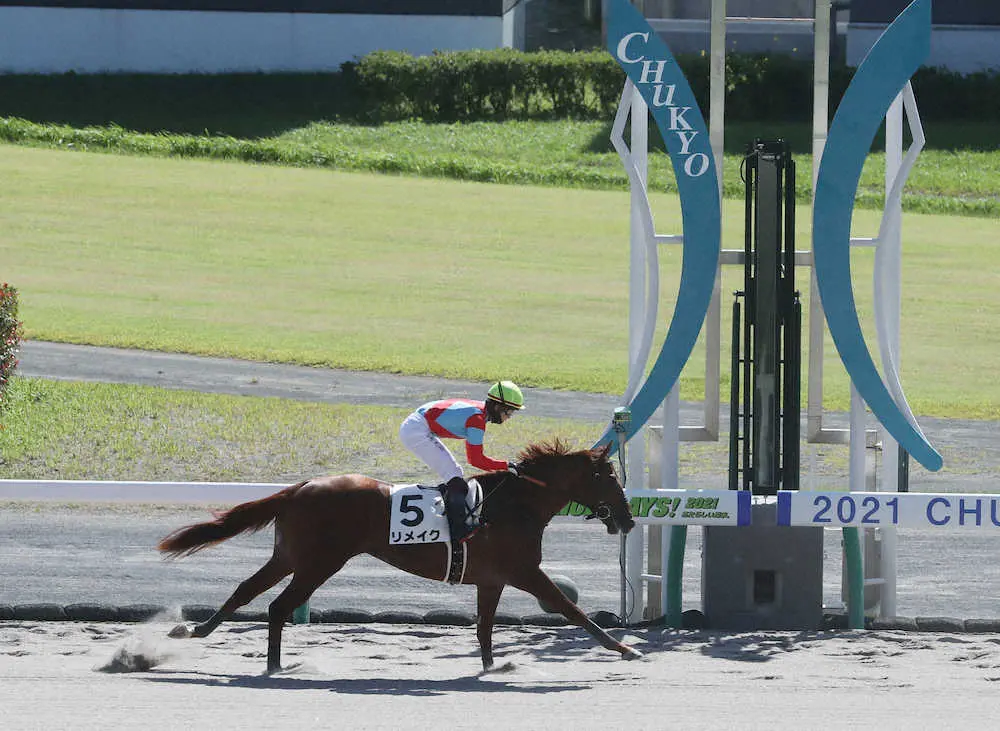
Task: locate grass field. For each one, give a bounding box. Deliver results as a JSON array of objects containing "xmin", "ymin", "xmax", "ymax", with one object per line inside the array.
[
  {"xmin": 0, "ymin": 378, "xmax": 611, "ymax": 483},
  {"xmin": 2, "ymin": 117, "xmax": 997, "ymax": 217},
  {"xmin": 2, "ymin": 144, "xmax": 999, "ymax": 421},
  {"xmin": 1, "ymin": 72, "xmax": 998, "ymax": 483}
]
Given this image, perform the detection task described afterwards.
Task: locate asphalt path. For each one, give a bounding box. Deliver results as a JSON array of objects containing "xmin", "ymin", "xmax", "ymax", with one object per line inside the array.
[
  {"xmin": 5, "ymin": 341, "xmax": 1000, "ymax": 621},
  {"xmin": 16, "ymin": 341, "xmax": 629, "ymax": 423}
]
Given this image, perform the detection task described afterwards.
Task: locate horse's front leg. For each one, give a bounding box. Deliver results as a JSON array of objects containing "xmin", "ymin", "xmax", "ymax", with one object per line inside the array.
[
  {"xmin": 475, "ymin": 584, "xmax": 504, "ymax": 671},
  {"xmin": 514, "ymin": 569, "xmax": 643, "ymax": 661}
]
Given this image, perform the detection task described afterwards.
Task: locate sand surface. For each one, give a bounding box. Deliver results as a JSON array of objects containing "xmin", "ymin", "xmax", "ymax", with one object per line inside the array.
[{"xmin": 3, "ymin": 619, "xmax": 1000, "ymax": 730}]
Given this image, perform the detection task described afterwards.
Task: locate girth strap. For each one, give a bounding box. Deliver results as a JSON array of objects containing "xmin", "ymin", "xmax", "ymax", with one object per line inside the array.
[{"xmin": 446, "ymin": 540, "xmax": 467, "ymax": 585}]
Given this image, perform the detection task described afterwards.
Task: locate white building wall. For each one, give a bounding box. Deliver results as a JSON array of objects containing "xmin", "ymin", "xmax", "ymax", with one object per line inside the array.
[
  {"xmin": 0, "ymin": 8, "xmax": 513, "ymax": 73},
  {"xmin": 848, "ymin": 24, "xmax": 1000, "ymax": 74}
]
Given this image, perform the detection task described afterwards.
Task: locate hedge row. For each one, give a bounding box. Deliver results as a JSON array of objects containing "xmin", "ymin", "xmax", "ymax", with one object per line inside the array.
[
  {"xmin": 347, "ymin": 48, "xmax": 1000, "ymax": 123},
  {"xmin": 348, "ymin": 49, "xmax": 622, "ymax": 120},
  {"xmin": 0, "ymin": 282, "xmax": 22, "ymax": 419}
]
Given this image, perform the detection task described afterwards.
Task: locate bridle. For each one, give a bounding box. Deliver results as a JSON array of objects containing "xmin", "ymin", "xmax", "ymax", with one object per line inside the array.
[
  {"xmin": 475, "ymin": 463, "xmax": 626, "ymax": 529},
  {"xmin": 586, "ymin": 503, "xmax": 613, "ymax": 522},
  {"xmin": 583, "ymin": 466, "xmax": 626, "ymax": 528}
]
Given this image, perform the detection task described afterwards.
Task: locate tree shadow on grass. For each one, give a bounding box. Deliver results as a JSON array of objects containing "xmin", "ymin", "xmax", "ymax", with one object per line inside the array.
[
  {"xmin": 583, "ymin": 117, "xmax": 998, "ymax": 156},
  {"xmin": 0, "ymin": 73, "xmax": 367, "ymax": 138}
]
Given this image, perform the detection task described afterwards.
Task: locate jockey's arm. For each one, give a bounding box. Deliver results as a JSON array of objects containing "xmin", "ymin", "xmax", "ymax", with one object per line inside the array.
[{"xmin": 464, "ymin": 436, "xmax": 508, "ymax": 472}]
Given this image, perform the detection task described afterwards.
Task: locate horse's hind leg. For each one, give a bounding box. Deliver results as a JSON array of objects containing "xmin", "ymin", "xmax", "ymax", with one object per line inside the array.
[
  {"xmin": 170, "ymin": 554, "xmax": 292, "ymax": 640},
  {"xmin": 266, "ymin": 563, "xmax": 345, "ymax": 675}
]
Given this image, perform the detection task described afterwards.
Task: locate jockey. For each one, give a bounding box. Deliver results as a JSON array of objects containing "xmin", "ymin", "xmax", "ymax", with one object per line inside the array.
[{"xmin": 399, "ymin": 380, "xmax": 524, "ymax": 543}]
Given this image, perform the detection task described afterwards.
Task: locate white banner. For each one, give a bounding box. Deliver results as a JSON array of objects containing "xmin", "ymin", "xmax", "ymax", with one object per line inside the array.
[
  {"xmin": 556, "ymin": 490, "xmax": 750, "ymax": 526},
  {"xmin": 778, "ymin": 491, "xmax": 1000, "ymax": 530},
  {"xmin": 624, "ymin": 489, "xmax": 751, "ymax": 526}
]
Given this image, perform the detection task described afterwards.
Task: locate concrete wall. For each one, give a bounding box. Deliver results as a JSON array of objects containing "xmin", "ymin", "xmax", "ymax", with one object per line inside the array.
[
  {"xmin": 848, "ymin": 24, "xmax": 1000, "ymax": 74},
  {"xmin": 0, "ymin": 2, "xmax": 527, "ymax": 73},
  {"xmin": 616, "ymin": 0, "xmax": 1000, "ymax": 73},
  {"xmin": 634, "ymin": 1, "xmax": 814, "ymax": 19}
]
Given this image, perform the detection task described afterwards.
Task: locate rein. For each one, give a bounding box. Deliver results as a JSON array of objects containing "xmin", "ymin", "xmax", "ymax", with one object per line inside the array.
[
  {"xmin": 518, "ymin": 474, "xmax": 547, "ymax": 488},
  {"xmin": 470, "ymin": 468, "xmax": 546, "ymax": 517},
  {"xmin": 474, "ymin": 467, "xmax": 611, "ymax": 526}
]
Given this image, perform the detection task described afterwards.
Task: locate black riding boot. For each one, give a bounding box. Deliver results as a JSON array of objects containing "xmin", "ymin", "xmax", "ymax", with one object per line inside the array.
[{"xmin": 444, "ymin": 476, "xmax": 477, "ymax": 543}]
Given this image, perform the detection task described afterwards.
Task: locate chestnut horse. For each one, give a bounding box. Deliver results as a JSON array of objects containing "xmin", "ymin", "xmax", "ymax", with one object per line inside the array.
[{"xmin": 158, "ymin": 440, "xmax": 640, "ymax": 674}]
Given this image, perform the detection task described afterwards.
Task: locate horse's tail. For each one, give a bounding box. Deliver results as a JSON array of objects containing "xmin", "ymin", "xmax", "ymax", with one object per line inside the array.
[{"xmin": 157, "ymin": 482, "xmax": 304, "ymax": 558}]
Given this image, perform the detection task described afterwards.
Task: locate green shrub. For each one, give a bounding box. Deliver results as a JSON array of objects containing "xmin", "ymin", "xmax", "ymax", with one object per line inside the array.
[
  {"xmin": 910, "ymin": 67, "xmax": 1000, "ymax": 122},
  {"xmin": 349, "ymin": 48, "xmax": 999, "ymax": 125},
  {"xmin": 0, "ymin": 282, "xmax": 23, "ymax": 421},
  {"xmin": 352, "ymin": 48, "xmax": 624, "ymax": 121}
]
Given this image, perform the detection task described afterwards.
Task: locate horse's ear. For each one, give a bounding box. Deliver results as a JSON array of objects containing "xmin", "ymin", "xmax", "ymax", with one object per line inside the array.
[{"xmin": 594, "ymin": 443, "xmax": 612, "ymax": 460}]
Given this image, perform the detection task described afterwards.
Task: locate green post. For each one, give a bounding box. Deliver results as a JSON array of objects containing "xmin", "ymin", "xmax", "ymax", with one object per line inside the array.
[
  {"xmin": 292, "ymin": 602, "xmax": 310, "ymax": 624},
  {"xmin": 842, "ymin": 527, "xmax": 865, "ymax": 629},
  {"xmin": 665, "ymin": 525, "xmax": 688, "ymax": 628}
]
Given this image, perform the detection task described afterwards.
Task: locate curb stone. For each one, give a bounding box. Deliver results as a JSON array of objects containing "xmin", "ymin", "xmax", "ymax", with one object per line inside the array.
[
  {"xmin": 915, "ymin": 616, "xmax": 965, "ymax": 632},
  {"xmin": 12, "ymin": 603, "xmax": 65, "ymax": 621},
  {"xmin": 4, "ymin": 604, "xmax": 1000, "ymax": 632},
  {"xmin": 372, "ymin": 610, "xmax": 426, "ymax": 625},
  {"xmin": 963, "ymin": 618, "xmax": 1000, "ymax": 633},
  {"xmin": 317, "ymin": 608, "xmax": 374, "ymax": 623},
  {"xmin": 521, "ymin": 613, "xmax": 570, "ymax": 627},
  {"xmin": 117, "ymin": 604, "xmax": 167, "ymax": 622},
  {"xmin": 64, "ymin": 603, "xmax": 119, "ymax": 622},
  {"xmin": 423, "ymin": 610, "xmax": 475, "ymax": 626},
  {"xmin": 181, "ymin": 604, "xmax": 217, "ymax": 622},
  {"xmin": 493, "ymin": 613, "xmax": 524, "ymax": 626},
  {"xmin": 232, "ymin": 608, "xmax": 268, "ymax": 622},
  {"xmin": 869, "ymin": 616, "xmax": 920, "ymax": 631}
]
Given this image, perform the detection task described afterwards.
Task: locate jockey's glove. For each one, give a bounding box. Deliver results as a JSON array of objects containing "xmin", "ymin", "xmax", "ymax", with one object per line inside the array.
[{"xmin": 507, "ymin": 463, "xmax": 520, "ymax": 476}]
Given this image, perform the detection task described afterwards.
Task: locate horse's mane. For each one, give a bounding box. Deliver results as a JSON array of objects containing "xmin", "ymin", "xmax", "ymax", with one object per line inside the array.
[{"xmin": 516, "ymin": 438, "xmax": 588, "ymax": 468}]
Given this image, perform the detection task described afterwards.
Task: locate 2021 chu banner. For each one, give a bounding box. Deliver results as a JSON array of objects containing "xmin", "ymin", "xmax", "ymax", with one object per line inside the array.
[{"xmin": 778, "ymin": 491, "xmax": 1000, "ymax": 530}]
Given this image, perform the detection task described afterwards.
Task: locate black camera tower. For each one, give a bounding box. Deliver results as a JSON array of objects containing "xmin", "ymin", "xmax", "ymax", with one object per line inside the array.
[
  {"xmin": 729, "ymin": 139, "xmax": 801, "ymax": 495},
  {"xmin": 701, "ymin": 140, "xmax": 822, "ymax": 630}
]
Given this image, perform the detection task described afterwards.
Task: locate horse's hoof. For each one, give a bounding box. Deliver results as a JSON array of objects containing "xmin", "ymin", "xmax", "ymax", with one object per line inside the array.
[
  {"xmin": 167, "ymin": 624, "xmax": 191, "ymax": 639},
  {"xmin": 484, "ymin": 661, "xmax": 517, "ymax": 674},
  {"xmin": 622, "ymin": 646, "xmax": 644, "ymax": 660}
]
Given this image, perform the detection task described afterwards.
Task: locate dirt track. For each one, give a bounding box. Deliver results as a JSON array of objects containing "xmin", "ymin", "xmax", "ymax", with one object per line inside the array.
[{"xmin": 3, "ymin": 620, "xmax": 1000, "ymax": 730}]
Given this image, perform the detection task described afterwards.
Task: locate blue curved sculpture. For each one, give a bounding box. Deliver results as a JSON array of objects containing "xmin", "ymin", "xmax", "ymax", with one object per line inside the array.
[
  {"xmin": 812, "ymin": 0, "xmax": 942, "ymax": 471},
  {"xmin": 598, "ymin": 0, "xmax": 721, "ymax": 449}
]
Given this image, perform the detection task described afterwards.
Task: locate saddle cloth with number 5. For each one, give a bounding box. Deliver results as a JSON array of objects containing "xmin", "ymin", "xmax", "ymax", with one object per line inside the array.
[{"xmin": 388, "ymin": 479, "xmax": 483, "ymax": 545}]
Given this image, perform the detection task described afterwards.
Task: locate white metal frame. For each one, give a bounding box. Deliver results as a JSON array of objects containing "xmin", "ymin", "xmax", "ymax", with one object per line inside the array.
[{"xmin": 619, "ymin": 0, "xmax": 921, "ymax": 623}]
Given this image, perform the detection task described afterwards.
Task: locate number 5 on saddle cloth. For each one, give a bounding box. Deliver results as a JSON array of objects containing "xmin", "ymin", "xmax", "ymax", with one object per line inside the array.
[{"xmin": 388, "ymin": 480, "xmax": 483, "ymax": 546}]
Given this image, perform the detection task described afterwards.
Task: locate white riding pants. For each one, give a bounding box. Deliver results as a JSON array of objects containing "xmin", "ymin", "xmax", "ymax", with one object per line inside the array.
[{"xmin": 399, "ymin": 411, "xmax": 463, "ymax": 482}]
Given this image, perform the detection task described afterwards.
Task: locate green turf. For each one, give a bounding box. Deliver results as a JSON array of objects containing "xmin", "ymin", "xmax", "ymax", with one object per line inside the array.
[
  {"xmin": 2, "ymin": 144, "xmax": 998, "ymax": 419},
  {"xmin": 2, "ymin": 118, "xmax": 997, "ymax": 217},
  {"xmin": 0, "ymin": 378, "xmax": 610, "ymax": 482}
]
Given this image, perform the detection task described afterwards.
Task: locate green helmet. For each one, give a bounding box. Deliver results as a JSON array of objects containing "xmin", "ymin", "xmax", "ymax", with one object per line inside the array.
[{"xmin": 487, "ymin": 381, "xmax": 525, "ymax": 410}]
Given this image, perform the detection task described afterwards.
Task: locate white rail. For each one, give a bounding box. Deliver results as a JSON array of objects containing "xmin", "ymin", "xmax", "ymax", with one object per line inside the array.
[{"xmin": 0, "ymin": 480, "xmax": 286, "ymax": 504}]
